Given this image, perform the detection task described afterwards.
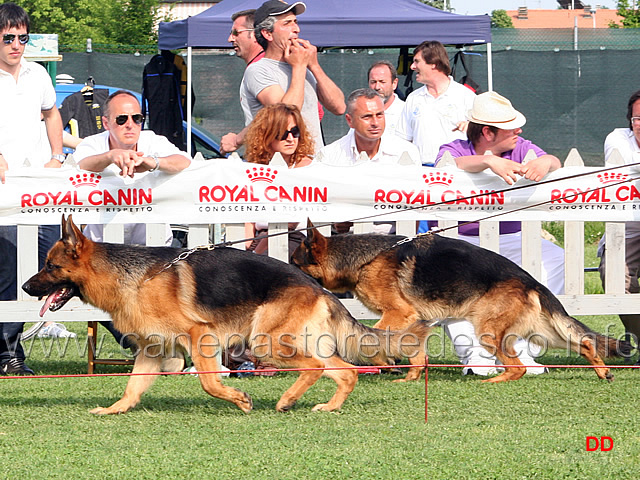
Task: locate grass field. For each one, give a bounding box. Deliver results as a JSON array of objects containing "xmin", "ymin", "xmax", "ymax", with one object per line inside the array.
[{"xmin": 1, "ymin": 222, "xmax": 638, "ymax": 479}]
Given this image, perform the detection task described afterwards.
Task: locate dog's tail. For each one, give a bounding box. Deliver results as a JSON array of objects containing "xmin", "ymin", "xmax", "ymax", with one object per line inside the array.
[
  {"xmin": 326, "ymin": 298, "xmax": 431, "ymax": 378},
  {"xmin": 547, "ymin": 311, "xmax": 633, "ymax": 359},
  {"xmin": 535, "ymin": 289, "xmax": 632, "ymax": 360}
]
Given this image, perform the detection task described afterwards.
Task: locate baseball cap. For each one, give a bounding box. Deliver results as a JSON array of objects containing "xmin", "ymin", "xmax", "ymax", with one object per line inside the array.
[{"xmin": 254, "ymin": 0, "xmax": 306, "ymax": 26}]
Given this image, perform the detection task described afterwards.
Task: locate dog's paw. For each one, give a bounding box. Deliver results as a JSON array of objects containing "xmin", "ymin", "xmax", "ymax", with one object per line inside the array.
[
  {"xmin": 236, "ymin": 392, "xmax": 253, "ymax": 413},
  {"xmin": 90, "ymin": 406, "xmax": 124, "ymax": 415},
  {"xmin": 311, "ymin": 403, "xmax": 340, "ymax": 412},
  {"xmin": 392, "ymin": 378, "xmax": 409, "ymax": 383}
]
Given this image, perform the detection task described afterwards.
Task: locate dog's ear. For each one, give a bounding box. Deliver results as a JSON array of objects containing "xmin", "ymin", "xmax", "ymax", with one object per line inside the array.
[
  {"xmin": 306, "ymin": 219, "xmax": 325, "ymax": 245},
  {"xmin": 305, "ymin": 220, "xmax": 328, "ymax": 255},
  {"xmin": 61, "ymin": 214, "xmax": 86, "ymax": 257}
]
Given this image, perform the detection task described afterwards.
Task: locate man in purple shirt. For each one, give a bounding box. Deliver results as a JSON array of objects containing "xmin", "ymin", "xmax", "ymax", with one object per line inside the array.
[{"xmin": 434, "ymin": 91, "xmax": 564, "ymax": 376}]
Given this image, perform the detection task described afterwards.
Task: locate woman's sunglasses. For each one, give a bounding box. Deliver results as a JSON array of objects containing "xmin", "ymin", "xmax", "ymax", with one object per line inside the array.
[
  {"xmin": 280, "ymin": 126, "xmax": 300, "ymax": 141},
  {"xmin": 114, "ymin": 113, "xmax": 144, "ymax": 126},
  {"xmin": 2, "ymin": 33, "xmax": 30, "ymax": 45}
]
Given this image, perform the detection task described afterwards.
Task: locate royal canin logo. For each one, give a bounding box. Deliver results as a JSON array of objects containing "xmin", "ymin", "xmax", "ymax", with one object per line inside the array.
[
  {"xmin": 423, "ymin": 171, "xmax": 454, "ymax": 186},
  {"xmin": 70, "ymin": 173, "xmax": 102, "ymax": 187},
  {"xmin": 246, "ymin": 167, "xmax": 278, "ymax": 183},
  {"xmin": 21, "ymin": 174, "xmax": 152, "ymax": 208},
  {"xmin": 199, "ymin": 168, "xmax": 326, "ymax": 204},
  {"xmin": 597, "ymin": 172, "xmax": 629, "ymax": 185},
  {"xmin": 375, "ymin": 170, "xmax": 502, "ymax": 207}
]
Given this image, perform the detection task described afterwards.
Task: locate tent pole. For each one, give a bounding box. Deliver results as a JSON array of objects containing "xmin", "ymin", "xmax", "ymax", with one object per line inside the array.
[
  {"xmin": 187, "ymin": 46, "xmax": 193, "ymax": 156},
  {"xmin": 487, "ymin": 42, "xmax": 493, "ymax": 92}
]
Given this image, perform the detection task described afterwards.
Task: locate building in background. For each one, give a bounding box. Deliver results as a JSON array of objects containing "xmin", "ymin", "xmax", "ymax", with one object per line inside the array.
[{"xmin": 507, "ymin": 5, "xmax": 621, "ymax": 28}]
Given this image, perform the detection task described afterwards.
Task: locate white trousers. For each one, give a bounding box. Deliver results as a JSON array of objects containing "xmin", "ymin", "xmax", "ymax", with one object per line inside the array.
[{"xmin": 446, "ymin": 232, "xmax": 565, "ymax": 374}]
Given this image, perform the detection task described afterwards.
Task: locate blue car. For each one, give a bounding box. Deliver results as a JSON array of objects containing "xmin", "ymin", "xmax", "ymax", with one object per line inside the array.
[{"xmin": 55, "ymin": 83, "xmax": 224, "ymax": 159}]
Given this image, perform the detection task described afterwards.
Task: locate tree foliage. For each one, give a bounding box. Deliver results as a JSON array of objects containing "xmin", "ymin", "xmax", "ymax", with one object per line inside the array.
[
  {"xmin": 11, "ymin": 0, "xmax": 165, "ymax": 45},
  {"xmin": 418, "ymin": 0, "xmax": 445, "ymax": 9},
  {"xmin": 491, "ymin": 9, "xmax": 515, "ymax": 28},
  {"xmin": 611, "ymin": 0, "xmax": 640, "ymax": 28}
]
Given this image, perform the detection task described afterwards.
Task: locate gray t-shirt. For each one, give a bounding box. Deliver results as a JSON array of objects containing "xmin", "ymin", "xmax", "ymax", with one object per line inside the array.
[{"xmin": 240, "ymin": 58, "xmax": 323, "ymax": 150}]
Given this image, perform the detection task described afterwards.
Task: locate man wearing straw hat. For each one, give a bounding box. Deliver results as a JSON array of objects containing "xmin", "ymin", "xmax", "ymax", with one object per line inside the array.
[{"xmin": 434, "ymin": 91, "xmax": 563, "ymax": 376}]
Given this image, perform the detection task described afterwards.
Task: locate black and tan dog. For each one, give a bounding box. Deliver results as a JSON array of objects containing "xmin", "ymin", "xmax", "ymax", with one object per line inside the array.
[
  {"xmin": 22, "ymin": 215, "xmax": 429, "ymax": 415},
  {"xmin": 292, "ymin": 221, "xmax": 632, "ymax": 383}
]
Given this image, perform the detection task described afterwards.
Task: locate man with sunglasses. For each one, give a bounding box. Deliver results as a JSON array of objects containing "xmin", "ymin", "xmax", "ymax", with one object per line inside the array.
[
  {"xmin": 221, "ymin": 9, "xmax": 265, "ymax": 154},
  {"xmin": 75, "ymin": 90, "xmax": 190, "ymax": 180},
  {"xmin": 0, "ymin": 3, "xmax": 64, "ymax": 376},
  {"xmin": 73, "ymin": 90, "xmax": 191, "ymax": 355}
]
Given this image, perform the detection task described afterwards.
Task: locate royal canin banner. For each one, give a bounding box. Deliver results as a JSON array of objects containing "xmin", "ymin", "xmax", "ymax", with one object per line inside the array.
[{"xmin": 2, "ymin": 159, "xmax": 640, "ymax": 225}]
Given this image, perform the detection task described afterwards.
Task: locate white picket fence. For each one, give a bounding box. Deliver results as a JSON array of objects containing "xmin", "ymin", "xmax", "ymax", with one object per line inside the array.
[{"xmin": 2, "ymin": 149, "xmax": 637, "ymax": 324}]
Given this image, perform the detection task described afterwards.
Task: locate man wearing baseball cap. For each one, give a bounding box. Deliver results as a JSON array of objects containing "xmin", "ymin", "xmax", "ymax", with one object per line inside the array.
[
  {"xmin": 433, "ymin": 91, "xmax": 563, "ymax": 377},
  {"xmin": 223, "ymin": 0, "xmax": 345, "ymax": 153}
]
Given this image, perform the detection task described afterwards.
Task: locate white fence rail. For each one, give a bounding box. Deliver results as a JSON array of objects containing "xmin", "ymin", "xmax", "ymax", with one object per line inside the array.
[{"xmin": 2, "ymin": 149, "xmax": 637, "ymax": 322}]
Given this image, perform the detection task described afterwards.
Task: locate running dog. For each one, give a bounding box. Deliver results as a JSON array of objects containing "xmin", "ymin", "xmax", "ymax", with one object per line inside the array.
[
  {"xmin": 22, "ymin": 215, "xmax": 430, "ymax": 415},
  {"xmin": 291, "ymin": 221, "xmax": 632, "ymax": 383}
]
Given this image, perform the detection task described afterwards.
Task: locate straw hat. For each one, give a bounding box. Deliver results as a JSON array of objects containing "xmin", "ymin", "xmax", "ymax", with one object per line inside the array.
[{"xmin": 466, "ymin": 91, "xmax": 526, "ymax": 129}]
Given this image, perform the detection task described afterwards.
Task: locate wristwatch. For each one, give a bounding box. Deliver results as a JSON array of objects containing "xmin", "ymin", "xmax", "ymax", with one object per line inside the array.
[
  {"xmin": 148, "ymin": 154, "xmax": 160, "ymax": 172},
  {"xmin": 52, "ymin": 153, "xmax": 66, "ymax": 164}
]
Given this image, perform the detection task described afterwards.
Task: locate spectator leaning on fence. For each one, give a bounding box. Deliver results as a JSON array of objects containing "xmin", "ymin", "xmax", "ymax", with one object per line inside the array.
[
  {"xmin": 597, "ymin": 89, "xmax": 640, "ymax": 361},
  {"xmin": 433, "ymin": 90, "xmax": 563, "ymax": 376},
  {"xmin": 0, "ymin": 2, "xmax": 65, "ymax": 375},
  {"xmin": 243, "ymin": 103, "xmax": 312, "ymax": 260},
  {"xmin": 367, "ymin": 60, "xmax": 404, "ymax": 135},
  {"xmin": 74, "ymin": 89, "xmax": 191, "ymax": 353},
  {"xmin": 317, "ymin": 88, "xmax": 420, "ymax": 167},
  {"xmin": 316, "ymin": 88, "xmax": 420, "ymax": 235},
  {"xmin": 222, "ymin": 0, "xmax": 345, "ymax": 154},
  {"xmin": 396, "ymin": 40, "xmax": 475, "ymax": 166}
]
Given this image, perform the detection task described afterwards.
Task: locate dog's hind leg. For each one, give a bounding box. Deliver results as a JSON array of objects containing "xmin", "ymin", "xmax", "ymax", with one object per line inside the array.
[
  {"xmin": 311, "ymin": 356, "xmax": 359, "ymax": 412},
  {"xmin": 90, "ymin": 353, "xmax": 163, "ymax": 415},
  {"xmin": 190, "ymin": 327, "xmax": 253, "ymax": 413},
  {"xmin": 576, "ymin": 336, "xmax": 612, "ymax": 381},
  {"xmin": 274, "ymin": 356, "xmax": 324, "ymax": 412},
  {"xmin": 479, "ymin": 332, "xmax": 527, "ymax": 383}
]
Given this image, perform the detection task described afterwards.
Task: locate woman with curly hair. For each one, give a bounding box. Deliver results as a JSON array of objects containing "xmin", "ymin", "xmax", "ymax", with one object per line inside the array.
[
  {"xmin": 244, "ymin": 103, "xmax": 314, "ymax": 167},
  {"xmin": 244, "ymin": 104, "xmax": 313, "ymax": 258}
]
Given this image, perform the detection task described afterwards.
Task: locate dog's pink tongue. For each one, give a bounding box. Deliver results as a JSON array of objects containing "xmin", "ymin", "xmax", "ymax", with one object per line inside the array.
[{"xmin": 39, "ymin": 293, "xmax": 56, "ymax": 317}]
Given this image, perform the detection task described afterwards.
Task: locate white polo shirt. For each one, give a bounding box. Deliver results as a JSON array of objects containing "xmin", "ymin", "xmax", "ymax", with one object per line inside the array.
[
  {"xmin": 396, "ymin": 77, "xmax": 475, "ymax": 166},
  {"xmin": 604, "ymin": 127, "xmax": 640, "ymax": 238},
  {"xmin": 0, "ymin": 58, "xmax": 57, "ymax": 167},
  {"xmin": 383, "ymin": 94, "xmax": 405, "ymax": 136},
  {"xmin": 74, "ymin": 130, "xmax": 190, "ymax": 246},
  {"xmin": 316, "ymin": 129, "xmax": 421, "ymax": 166}
]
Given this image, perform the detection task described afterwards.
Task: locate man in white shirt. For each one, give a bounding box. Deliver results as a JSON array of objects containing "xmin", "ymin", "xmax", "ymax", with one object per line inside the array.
[
  {"xmin": 396, "ymin": 40, "xmax": 475, "ymax": 166},
  {"xmin": 317, "ymin": 88, "xmax": 420, "ymax": 166},
  {"xmin": 368, "ymin": 60, "xmax": 404, "ymax": 135},
  {"xmin": 75, "ymin": 90, "xmax": 191, "ymax": 245},
  {"xmin": 317, "ymin": 88, "xmax": 419, "ymax": 235},
  {"xmin": 598, "ymin": 89, "xmax": 640, "ymax": 358},
  {"xmin": 0, "ymin": 2, "xmax": 64, "ymax": 375}
]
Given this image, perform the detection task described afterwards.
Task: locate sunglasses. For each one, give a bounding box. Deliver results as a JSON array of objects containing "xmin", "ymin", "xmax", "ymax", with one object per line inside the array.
[
  {"xmin": 280, "ymin": 126, "xmax": 300, "ymax": 141},
  {"xmin": 2, "ymin": 33, "xmax": 29, "ymax": 45},
  {"xmin": 230, "ymin": 28, "xmax": 253, "ymax": 36},
  {"xmin": 114, "ymin": 113, "xmax": 144, "ymax": 126}
]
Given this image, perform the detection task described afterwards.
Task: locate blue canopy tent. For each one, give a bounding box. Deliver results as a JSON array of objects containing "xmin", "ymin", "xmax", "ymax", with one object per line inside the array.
[
  {"xmin": 159, "ymin": 0, "xmax": 491, "ymax": 49},
  {"xmin": 158, "ymin": 0, "xmax": 492, "ymax": 153}
]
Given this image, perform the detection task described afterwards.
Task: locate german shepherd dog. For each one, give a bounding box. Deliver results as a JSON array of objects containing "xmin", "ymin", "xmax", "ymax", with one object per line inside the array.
[
  {"xmin": 22, "ymin": 216, "xmax": 429, "ymax": 415},
  {"xmin": 292, "ymin": 222, "xmax": 632, "ymax": 383}
]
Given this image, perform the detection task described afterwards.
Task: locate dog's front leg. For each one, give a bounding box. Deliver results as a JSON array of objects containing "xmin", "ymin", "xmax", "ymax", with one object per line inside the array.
[{"xmin": 90, "ymin": 353, "xmax": 162, "ymax": 415}]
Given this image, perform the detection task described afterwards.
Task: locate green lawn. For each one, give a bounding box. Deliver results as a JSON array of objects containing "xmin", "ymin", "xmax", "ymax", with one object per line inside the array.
[
  {"xmin": 1, "ymin": 223, "xmax": 637, "ymax": 479},
  {"xmin": 1, "ymin": 314, "xmax": 637, "ymax": 479}
]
